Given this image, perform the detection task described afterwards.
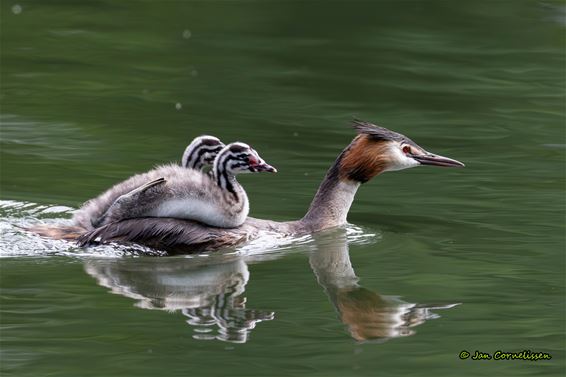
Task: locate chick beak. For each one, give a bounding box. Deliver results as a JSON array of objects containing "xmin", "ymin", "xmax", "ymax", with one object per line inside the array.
[
  {"xmin": 410, "ymin": 152, "xmax": 465, "ymax": 168},
  {"xmin": 250, "ymin": 157, "xmax": 277, "ymax": 172},
  {"xmin": 255, "ymin": 162, "xmax": 277, "ymax": 173}
]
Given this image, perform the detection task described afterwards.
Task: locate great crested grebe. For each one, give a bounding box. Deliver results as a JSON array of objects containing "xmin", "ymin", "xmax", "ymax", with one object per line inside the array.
[
  {"xmin": 181, "ymin": 135, "xmax": 226, "ymax": 171},
  {"xmin": 73, "ymin": 135, "xmax": 225, "ymax": 229},
  {"xmin": 93, "ymin": 142, "xmax": 277, "ymax": 228},
  {"xmin": 75, "ymin": 120, "xmax": 464, "ymax": 252}
]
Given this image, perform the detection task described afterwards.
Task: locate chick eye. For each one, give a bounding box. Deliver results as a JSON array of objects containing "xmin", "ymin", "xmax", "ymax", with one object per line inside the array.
[
  {"xmin": 248, "ymin": 155, "xmax": 258, "ymax": 165},
  {"xmin": 402, "ymin": 146, "xmax": 412, "ymax": 155}
]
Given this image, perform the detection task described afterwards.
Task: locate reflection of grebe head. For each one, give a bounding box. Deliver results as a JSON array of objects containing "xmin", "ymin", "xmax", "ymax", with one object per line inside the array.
[
  {"xmin": 335, "ymin": 287, "xmax": 460, "ymax": 342},
  {"xmin": 182, "ymin": 303, "xmax": 275, "ymax": 344},
  {"xmin": 336, "ymin": 288, "xmax": 416, "ymax": 342}
]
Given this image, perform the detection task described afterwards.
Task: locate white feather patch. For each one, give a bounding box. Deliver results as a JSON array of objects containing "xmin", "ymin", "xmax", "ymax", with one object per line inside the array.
[{"xmin": 148, "ymin": 198, "xmax": 247, "ymax": 228}]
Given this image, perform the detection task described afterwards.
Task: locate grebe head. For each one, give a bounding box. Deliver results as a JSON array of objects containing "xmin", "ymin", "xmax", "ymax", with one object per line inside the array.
[
  {"xmin": 181, "ymin": 135, "xmax": 225, "ymax": 169},
  {"xmin": 214, "ymin": 142, "xmax": 277, "ymax": 175},
  {"xmin": 339, "ymin": 120, "xmax": 464, "ymax": 183}
]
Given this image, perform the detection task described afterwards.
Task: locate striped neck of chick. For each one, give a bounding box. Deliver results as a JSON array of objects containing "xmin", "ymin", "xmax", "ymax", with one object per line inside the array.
[
  {"xmin": 181, "ymin": 135, "xmax": 225, "ymax": 170},
  {"xmin": 213, "ymin": 142, "xmax": 277, "ymax": 201}
]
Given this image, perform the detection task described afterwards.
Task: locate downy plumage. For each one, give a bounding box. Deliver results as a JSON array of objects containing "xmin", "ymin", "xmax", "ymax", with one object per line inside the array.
[
  {"xmin": 73, "ymin": 135, "xmax": 225, "ymax": 229},
  {"xmin": 92, "ymin": 142, "xmax": 277, "ymax": 228}
]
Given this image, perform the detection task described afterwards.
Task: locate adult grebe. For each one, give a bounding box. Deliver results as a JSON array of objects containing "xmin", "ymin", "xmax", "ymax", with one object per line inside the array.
[{"xmin": 74, "ymin": 120, "xmax": 464, "ymax": 252}]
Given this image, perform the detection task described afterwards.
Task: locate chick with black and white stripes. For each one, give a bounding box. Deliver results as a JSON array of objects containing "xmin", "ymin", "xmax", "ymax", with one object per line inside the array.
[{"xmin": 87, "ymin": 142, "xmax": 276, "ymax": 229}]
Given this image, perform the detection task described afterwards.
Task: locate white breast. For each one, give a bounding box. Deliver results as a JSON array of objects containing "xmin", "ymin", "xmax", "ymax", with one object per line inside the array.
[{"xmin": 147, "ymin": 198, "xmax": 246, "ymax": 228}]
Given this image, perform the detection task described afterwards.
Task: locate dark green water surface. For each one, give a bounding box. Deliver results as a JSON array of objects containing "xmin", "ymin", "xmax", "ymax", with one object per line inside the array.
[{"xmin": 1, "ymin": 1, "xmax": 565, "ymax": 376}]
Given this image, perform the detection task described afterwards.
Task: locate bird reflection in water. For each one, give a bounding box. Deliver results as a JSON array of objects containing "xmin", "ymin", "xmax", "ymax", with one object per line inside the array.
[
  {"xmin": 309, "ymin": 229, "xmax": 459, "ymax": 342},
  {"xmin": 84, "ymin": 256, "xmax": 274, "ymax": 343},
  {"xmin": 84, "ymin": 228, "xmax": 458, "ymax": 344}
]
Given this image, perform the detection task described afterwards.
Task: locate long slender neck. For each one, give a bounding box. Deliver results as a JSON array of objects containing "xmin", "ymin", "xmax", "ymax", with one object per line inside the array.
[
  {"xmin": 185, "ymin": 158, "xmax": 204, "ymax": 170},
  {"xmin": 182, "ymin": 142, "xmax": 216, "ymax": 170},
  {"xmin": 301, "ymin": 151, "xmax": 361, "ymax": 231},
  {"xmin": 299, "ymin": 135, "xmax": 392, "ymax": 231},
  {"xmin": 309, "ymin": 231, "xmax": 358, "ymax": 291},
  {"xmin": 182, "ymin": 143, "xmax": 202, "ymax": 169},
  {"xmin": 213, "ymin": 154, "xmax": 241, "ymax": 201}
]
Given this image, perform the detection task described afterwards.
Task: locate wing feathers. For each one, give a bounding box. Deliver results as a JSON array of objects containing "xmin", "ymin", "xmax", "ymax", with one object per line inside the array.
[{"xmin": 77, "ymin": 218, "xmax": 247, "ymax": 253}]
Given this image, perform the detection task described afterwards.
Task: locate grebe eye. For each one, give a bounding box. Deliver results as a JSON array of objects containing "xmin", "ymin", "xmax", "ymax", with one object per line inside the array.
[
  {"xmin": 402, "ymin": 146, "xmax": 411, "ymax": 154},
  {"xmin": 248, "ymin": 155, "xmax": 258, "ymax": 165}
]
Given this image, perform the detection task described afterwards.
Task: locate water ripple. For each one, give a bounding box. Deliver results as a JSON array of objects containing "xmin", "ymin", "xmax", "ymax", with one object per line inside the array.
[
  {"xmin": 0, "ymin": 200, "xmax": 163, "ymax": 258},
  {"xmin": 0, "ymin": 200, "xmax": 380, "ymax": 259}
]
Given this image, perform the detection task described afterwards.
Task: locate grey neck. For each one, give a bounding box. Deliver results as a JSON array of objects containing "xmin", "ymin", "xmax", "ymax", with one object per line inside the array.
[
  {"xmin": 309, "ymin": 231, "xmax": 359, "ymax": 290},
  {"xmin": 301, "ymin": 161, "xmax": 361, "ymax": 231}
]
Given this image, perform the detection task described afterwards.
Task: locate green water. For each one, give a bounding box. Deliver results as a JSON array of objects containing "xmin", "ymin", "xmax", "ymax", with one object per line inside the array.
[{"xmin": 1, "ymin": 0, "xmax": 565, "ymax": 376}]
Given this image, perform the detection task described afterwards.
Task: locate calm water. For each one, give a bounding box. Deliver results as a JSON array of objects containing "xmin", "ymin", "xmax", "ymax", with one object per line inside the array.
[{"xmin": 1, "ymin": 1, "xmax": 565, "ymax": 376}]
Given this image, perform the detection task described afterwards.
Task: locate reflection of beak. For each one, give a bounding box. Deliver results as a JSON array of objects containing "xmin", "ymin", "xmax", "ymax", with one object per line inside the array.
[
  {"xmin": 410, "ymin": 152, "xmax": 465, "ymax": 168},
  {"xmin": 254, "ymin": 162, "xmax": 277, "ymax": 173}
]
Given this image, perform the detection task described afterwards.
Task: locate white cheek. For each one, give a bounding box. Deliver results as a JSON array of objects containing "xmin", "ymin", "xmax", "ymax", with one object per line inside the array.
[
  {"xmin": 385, "ymin": 146, "xmax": 420, "ymax": 172},
  {"xmin": 227, "ymin": 161, "xmax": 244, "ymax": 174}
]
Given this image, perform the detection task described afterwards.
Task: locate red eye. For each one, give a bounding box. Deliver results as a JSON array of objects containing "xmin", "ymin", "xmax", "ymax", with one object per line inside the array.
[{"xmin": 402, "ymin": 146, "xmax": 411, "ymax": 154}]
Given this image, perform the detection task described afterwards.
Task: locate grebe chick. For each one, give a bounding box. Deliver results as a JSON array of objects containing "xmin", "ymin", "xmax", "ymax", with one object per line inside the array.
[
  {"xmin": 94, "ymin": 142, "xmax": 276, "ymax": 229},
  {"xmin": 181, "ymin": 135, "xmax": 225, "ymax": 170},
  {"xmin": 73, "ymin": 135, "xmax": 224, "ymax": 230},
  {"xmin": 76, "ymin": 120, "xmax": 464, "ymax": 252}
]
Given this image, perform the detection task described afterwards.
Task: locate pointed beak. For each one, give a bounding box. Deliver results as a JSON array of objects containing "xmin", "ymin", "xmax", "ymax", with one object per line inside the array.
[
  {"xmin": 253, "ymin": 162, "xmax": 277, "ymax": 173},
  {"xmin": 410, "ymin": 152, "xmax": 465, "ymax": 168}
]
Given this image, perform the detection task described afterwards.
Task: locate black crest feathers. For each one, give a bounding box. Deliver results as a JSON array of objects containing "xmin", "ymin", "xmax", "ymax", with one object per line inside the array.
[{"xmin": 352, "ymin": 119, "xmax": 410, "ymax": 143}]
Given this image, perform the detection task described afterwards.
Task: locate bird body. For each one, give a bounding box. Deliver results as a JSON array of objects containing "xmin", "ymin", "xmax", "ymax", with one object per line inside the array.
[
  {"xmin": 88, "ymin": 142, "xmax": 275, "ymax": 229},
  {"xmin": 73, "ymin": 136, "xmax": 224, "ymax": 230},
  {"xmin": 147, "ymin": 195, "xmax": 247, "ymax": 228},
  {"xmin": 76, "ymin": 121, "xmax": 464, "ymax": 252},
  {"xmin": 33, "ymin": 120, "xmax": 464, "ymax": 253},
  {"xmin": 86, "ymin": 164, "xmax": 247, "ymax": 228}
]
